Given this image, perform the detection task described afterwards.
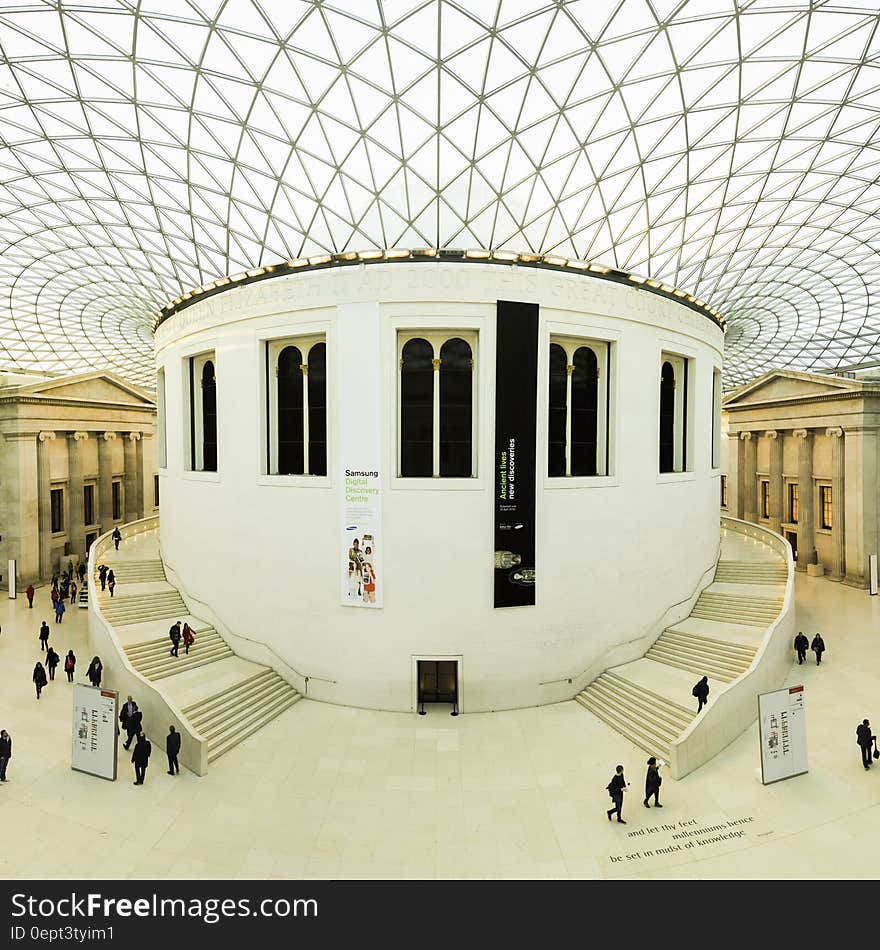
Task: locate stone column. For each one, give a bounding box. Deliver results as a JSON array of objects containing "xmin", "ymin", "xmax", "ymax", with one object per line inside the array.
[
  {"xmin": 123, "ymin": 431, "xmax": 143, "ymax": 522},
  {"xmin": 843, "ymin": 427, "xmax": 876, "ymax": 588},
  {"xmin": 727, "ymin": 433, "xmax": 742, "ymax": 518},
  {"xmin": 66, "ymin": 432, "xmax": 89, "ymax": 560},
  {"xmin": 794, "ymin": 428, "xmax": 816, "ymax": 569},
  {"xmin": 741, "ymin": 431, "xmax": 757, "ymax": 524},
  {"xmin": 3, "ymin": 432, "xmax": 40, "ymax": 584},
  {"xmin": 767, "ymin": 429, "xmax": 783, "ymax": 534},
  {"xmin": 825, "ymin": 427, "xmax": 845, "ymax": 581},
  {"xmin": 36, "ymin": 431, "xmax": 56, "ymax": 579},
  {"xmin": 98, "ymin": 431, "xmax": 116, "ymax": 532}
]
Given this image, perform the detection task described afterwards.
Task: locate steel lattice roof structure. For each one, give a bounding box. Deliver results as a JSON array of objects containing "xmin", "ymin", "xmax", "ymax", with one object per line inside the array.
[{"xmin": 0, "ymin": 0, "xmax": 878, "ymax": 387}]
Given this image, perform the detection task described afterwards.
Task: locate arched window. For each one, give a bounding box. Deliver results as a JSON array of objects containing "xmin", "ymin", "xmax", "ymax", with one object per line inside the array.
[
  {"xmin": 439, "ymin": 338, "xmax": 473, "ymax": 477},
  {"xmin": 277, "ymin": 345, "xmax": 304, "ymax": 475},
  {"xmin": 308, "ymin": 342, "xmax": 327, "ymax": 476},
  {"xmin": 547, "ymin": 337, "xmax": 610, "ymax": 477},
  {"xmin": 571, "ymin": 346, "xmax": 598, "ymax": 476},
  {"xmin": 201, "ymin": 360, "xmax": 217, "ymax": 472},
  {"xmin": 659, "ymin": 360, "xmax": 675, "ymax": 473},
  {"xmin": 547, "ymin": 343, "xmax": 567, "ymax": 477},
  {"xmin": 400, "ymin": 338, "xmax": 434, "ymax": 477}
]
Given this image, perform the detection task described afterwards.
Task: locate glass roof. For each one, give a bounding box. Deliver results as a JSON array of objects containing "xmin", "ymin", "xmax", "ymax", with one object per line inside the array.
[{"xmin": 0, "ymin": 0, "xmax": 878, "ymax": 387}]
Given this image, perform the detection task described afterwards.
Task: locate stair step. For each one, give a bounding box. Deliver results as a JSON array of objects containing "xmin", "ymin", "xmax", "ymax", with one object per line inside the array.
[
  {"xmin": 183, "ymin": 670, "xmax": 277, "ymax": 722},
  {"xmin": 603, "ymin": 672, "xmax": 695, "ymax": 718},
  {"xmin": 661, "ymin": 628, "xmax": 756, "ymax": 657},
  {"xmin": 134, "ymin": 646, "xmax": 234, "ymax": 678},
  {"xmin": 584, "ymin": 680, "xmax": 685, "ymax": 740},
  {"xmin": 125, "ymin": 632, "xmax": 222, "ymax": 658},
  {"xmin": 199, "ymin": 681, "xmax": 294, "ymax": 739},
  {"xmin": 207, "ymin": 693, "xmax": 302, "ymax": 762},
  {"xmin": 575, "ymin": 693, "xmax": 670, "ymax": 760},
  {"xmin": 645, "ymin": 650, "xmax": 739, "ymax": 682},
  {"xmin": 690, "ymin": 610, "xmax": 770, "ymax": 627},
  {"xmin": 652, "ymin": 636, "xmax": 754, "ymax": 668},
  {"xmin": 587, "ymin": 674, "xmax": 692, "ymax": 729},
  {"xmin": 149, "ymin": 651, "xmax": 235, "ymax": 682}
]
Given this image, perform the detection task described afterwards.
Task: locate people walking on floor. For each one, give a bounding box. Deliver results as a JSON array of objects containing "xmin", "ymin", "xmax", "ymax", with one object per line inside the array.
[
  {"xmin": 0, "ymin": 730, "xmax": 11, "ymax": 782},
  {"xmin": 794, "ymin": 632, "xmax": 809, "ymax": 665},
  {"xmin": 857, "ymin": 719, "xmax": 875, "ymax": 770},
  {"xmin": 45, "ymin": 647, "xmax": 60, "ymax": 681},
  {"xmin": 182, "ymin": 623, "xmax": 194, "ymax": 655},
  {"xmin": 39, "ymin": 621, "xmax": 50, "ymax": 652},
  {"xmin": 166, "ymin": 725, "xmax": 181, "ymax": 775},
  {"xmin": 98, "ymin": 565, "xmax": 107, "ymax": 591},
  {"xmin": 77, "ymin": 562, "xmax": 86, "ymax": 584},
  {"xmin": 54, "ymin": 598, "xmax": 65, "ymax": 624},
  {"xmin": 86, "ymin": 656, "xmax": 102, "ymax": 688},
  {"xmin": 692, "ymin": 675, "xmax": 710, "ymax": 713},
  {"xmin": 120, "ymin": 696, "xmax": 139, "ymax": 749},
  {"xmin": 107, "ymin": 574, "xmax": 115, "ymax": 598},
  {"xmin": 811, "ymin": 634, "xmax": 826, "ymax": 665},
  {"xmin": 25, "ymin": 584, "xmax": 34, "ymax": 608},
  {"xmin": 33, "ymin": 662, "xmax": 47, "ymax": 699},
  {"xmin": 606, "ymin": 765, "xmax": 628, "ymax": 823},
  {"xmin": 131, "ymin": 731, "xmax": 151, "ymax": 785},
  {"xmin": 644, "ymin": 756, "xmax": 663, "ymax": 808},
  {"xmin": 69, "ymin": 581, "xmax": 77, "ymax": 604},
  {"xmin": 50, "ymin": 586, "xmax": 59, "ymax": 607},
  {"xmin": 64, "ymin": 650, "xmax": 76, "ymax": 682},
  {"xmin": 169, "ymin": 621, "xmax": 181, "ymax": 657},
  {"xmin": 112, "ymin": 527, "xmax": 121, "ymax": 550}
]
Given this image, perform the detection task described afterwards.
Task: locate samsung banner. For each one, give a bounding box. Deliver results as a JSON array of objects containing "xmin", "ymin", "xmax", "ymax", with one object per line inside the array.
[
  {"xmin": 758, "ymin": 685, "xmax": 808, "ymax": 784},
  {"xmin": 494, "ymin": 300, "xmax": 538, "ymax": 608},
  {"xmin": 338, "ymin": 301, "xmax": 383, "ymax": 609},
  {"xmin": 72, "ymin": 684, "xmax": 118, "ymax": 780}
]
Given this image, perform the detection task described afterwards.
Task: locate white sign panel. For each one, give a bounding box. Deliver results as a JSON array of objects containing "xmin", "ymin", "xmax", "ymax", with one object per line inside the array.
[
  {"xmin": 7, "ymin": 559, "xmax": 15, "ymax": 598},
  {"xmin": 869, "ymin": 554, "xmax": 878, "ymax": 595},
  {"xmin": 72, "ymin": 684, "xmax": 118, "ymax": 781},
  {"xmin": 758, "ymin": 685, "xmax": 807, "ymax": 784},
  {"xmin": 338, "ymin": 301, "xmax": 383, "ymax": 609}
]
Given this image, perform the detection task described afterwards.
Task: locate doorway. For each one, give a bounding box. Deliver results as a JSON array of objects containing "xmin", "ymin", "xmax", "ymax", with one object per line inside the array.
[
  {"xmin": 415, "ymin": 658, "xmax": 460, "ymax": 716},
  {"xmin": 85, "ymin": 532, "xmax": 98, "ymax": 556},
  {"xmin": 785, "ymin": 530, "xmax": 798, "ymax": 561}
]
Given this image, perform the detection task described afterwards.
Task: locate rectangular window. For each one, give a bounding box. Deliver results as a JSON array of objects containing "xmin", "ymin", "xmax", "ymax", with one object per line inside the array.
[
  {"xmin": 789, "ymin": 483, "xmax": 799, "ymax": 524},
  {"xmin": 50, "ymin": 488, "xmax": 64, "ymax": 533},
  {"xmin": 186, "ymin": 351, "xmax": 217, "ymax": 471},
  {"xmin": 398, "ymin": 330, "xmax": 477, "ymax": 478},
  {"xmin": 154, "ymin": 474, "xmax": 160, "ymax": 508},
  {"xmin": 720, "ymin": 474, "xmax": 728, "ymax": 508},
  {"xmin": 157, "ymin": 368, "xmax": 167, "ymax": 468},
  {"xmin": 761, "ymin": 480, "xmax": 770, "ymax": 519},
  {"xmin": 659, "ymin": 352, "xmax": 693, "ymax": 474},
  {"xmin": 112, "ymin": 481, "xmax": 121, "ymax": 521},
  {"xmin": 265, "ymin": 336, "xmax": 327, "ymax": 476},
  {"xmin": 711, "ymin": 368, "xmax": 722, "ymax": 468},
  {"xmin": 820, "ymin": 485, "xmax": 832, "ymax": 529},
  {"xmin": 548, "ymin": 336, "xmax": 611, "ymax": 477},
  {"xmin": 83, "ymin": 484, "xmax": 95, "ymax": 525}
]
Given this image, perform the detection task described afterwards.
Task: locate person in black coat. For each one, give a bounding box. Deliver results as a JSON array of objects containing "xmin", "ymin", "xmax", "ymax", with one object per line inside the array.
[
  {"xmin": 86, "ymin": 656, "xmax": 102, "ymax": 688},
  {"xmin": 606, "ymin": 765, "xmax": 628, "ymax": 823},
  {"xmin": 857, "ymin": 719, "xmax": 874, "ymax": 770},
  {"xmin": 0, "ymin": 729, "xmax": 11, "ymax": 781},
  {"xmin": 811, "ymin": 634, "xmax": 826, "ymax": 665},
  {"xmin": 98, "ymin": 564, "xmax": 107, "ymax": 591},
  {"xmin": 38, "ymin": 621, "xmax": 50, "ymax": 652},
  {"xmin": 794, "ymin": 632, "xmax": 809, "ymax": 664},
  {"xmin": 644, "ymin": 756, "xmax": 663, "ymax": 808},
  {"xmin": 120, "ymin": 698, "xmax": 140, "ymax": 749},
  {"xmin": 33, "ymin": 662, "xmax": 47, "ymax": 699},
  {"xmin": 64, "ymin": 650, "xmax": 76, "ymax": 682},
  {"xmin": 693, "ymin": 676, "xmax": 710, "ymax": 713},
  {"xmin": 166, "ymin": 725, "xmax": 181, "ymax": 775},
  {"xmin": 131, "ymin": 732, "xmax": 151, "ymax": 785},
  {"xmin": 45, "ymin": 647, "xmax": 60, "ymax": 681},
  {"xmin": 112, "ymin": 527, "xmax": 122, "ymax": 550},
  {"xmin": 169, "ymin": 621, "xmax": 181, "ymax": 658}
]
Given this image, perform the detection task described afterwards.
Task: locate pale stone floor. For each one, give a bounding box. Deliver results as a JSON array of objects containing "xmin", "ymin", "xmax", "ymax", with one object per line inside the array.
[{"xmin": 1, "ymin": 560, "xmax": 879, "ymax": 880}]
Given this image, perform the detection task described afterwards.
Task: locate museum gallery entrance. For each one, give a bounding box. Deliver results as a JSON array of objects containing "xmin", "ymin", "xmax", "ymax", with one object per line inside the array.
[
  {"xmin": 786, "ymin": 531, "xmax": 798, "ymax": 561},
  {"xmin": 417, "ymin": 660, "xmax": 459, "ymax": 716}
]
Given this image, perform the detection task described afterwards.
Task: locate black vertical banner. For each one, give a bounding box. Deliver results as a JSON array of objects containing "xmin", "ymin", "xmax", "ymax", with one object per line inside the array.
[{"xmin": 494, "ymin": 300, "xmax": 538, "ymax": 608}]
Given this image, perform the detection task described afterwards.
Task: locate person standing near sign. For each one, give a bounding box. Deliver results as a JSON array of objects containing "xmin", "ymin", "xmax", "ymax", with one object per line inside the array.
[
  {"xmin": 606, "ymin": 765, "xmax": 628, "ymax": 823},
  {"xmin": 794, "ymin": 632, "xmax": 809, "ymax": 664},
  {"xmin": 33, "ymin": 662, "xmax": 47, "ymax": 699},
  {"xmin": 0, "ymin": 730, "xmax": 10, "ymax": 781},
  {"xmin": 811, "ymin": 634, "xmax": 826, "ymax": 665},
  {"xmin": 132, "ymin": 731, "xmax": 151, "ymax": 785},
  {"xmin": 857, "ymin": 719, "xmax": 874, "ymax": 770}
]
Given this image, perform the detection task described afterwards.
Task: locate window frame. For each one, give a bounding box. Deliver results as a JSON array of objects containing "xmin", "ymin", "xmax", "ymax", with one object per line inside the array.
[
  {"xmin": 547, "ymin": 334, "xmax": 611, "ymax": 478},
  {"xmin": 711, "ymin": 367, "xmax": 722, "ymax": 469},
  {"xmin": 720, "ymin": 474, "xmax": 728, "ymax": 509},
  {"xmin": 83, "ymin": 482, "xmax": 96, "ymax": 527},
  {"xmin": 789, "ymin": 482, "xmax": 799, "ymax": 524},
  {"xmin": 658, "ymin": 350, "xmax": 694, "ymax": 476},
  {"xmin": 760, "ymin": 479, "xmax": 770, "ymax": 519},
  {"xmin": 396, "ymin": 329, "xmax": 478, "ymax": 479},
  {"xmin": 111, "ymin": 480, "xmax": 122, "ymax": 521},
  {"xmin": 184, "ymin": 349, "xmax": 218, "ymax": 473},
  {"xmin": 153, "ymin": 473, "xmax": 160, "ymax": 509},
  {"xmin": 819, "ymin": 484, "xmax": 832, "ymax": 530},
  {"xmin": 50, "ymin": 486, "xmax": 64, "ymax": 534},
  {"xmin": 156, "ymin": 367, "xmax": 167, "ymax": 469}
]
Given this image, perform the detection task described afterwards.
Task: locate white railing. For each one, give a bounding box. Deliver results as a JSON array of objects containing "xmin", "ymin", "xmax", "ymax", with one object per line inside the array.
[
  {"xmin": 668, "ymin": 516, "xmax": 796, "ymax": 779},
  {"xmin": 87, "ymin": 516, "xmax": 209, "ymax": 776}
]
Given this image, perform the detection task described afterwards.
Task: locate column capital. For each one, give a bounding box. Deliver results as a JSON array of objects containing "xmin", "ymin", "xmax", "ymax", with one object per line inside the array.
[
  {"xmin": 765, "ymin": 429, "xmax": 779, "ymax": 440},
  {"xmin": 739, "ymin": 430, "xmax": 753, "ymax": 441},
  {"xmin": 38, "ymin": 430, "xmax": 55, "ymax": 443},
  {"xmin": 826, "ymin": 426, "xmax": 844, "ymax": 439},
  {"xmin": 102, "ymin": 431, "xmax": 117, "ymax": 441},
  {"xmin": 793, "ymin": 428, "xmax": 811, "ymax": 440},
  {"xmin": 126, "ymin": 431, "xmax": 142, "ymax": 442},
  {"xmin": 69, "ymin": 431, "xmax": 89, "ymax": 442}
]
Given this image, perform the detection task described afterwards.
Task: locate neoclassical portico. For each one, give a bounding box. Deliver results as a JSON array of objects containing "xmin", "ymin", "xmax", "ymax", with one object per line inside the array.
[
  {"xmin": 722, "ymin": 369, "xmax": 880, "ymax": 588},
  {"xmin": 0, "ymin": 370, "xmax": 157, "ymax": 587}
]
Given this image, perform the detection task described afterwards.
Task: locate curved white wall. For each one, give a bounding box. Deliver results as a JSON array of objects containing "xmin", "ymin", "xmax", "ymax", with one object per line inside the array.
[{"xmin": 155, "ymin": 263, "xmax": 724, "ymax": 712}]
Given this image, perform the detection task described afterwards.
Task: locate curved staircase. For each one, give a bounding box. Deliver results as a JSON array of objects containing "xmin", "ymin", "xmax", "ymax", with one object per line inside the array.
[
  {"xmin": 96, "ymin": 550, "xmax": 301, "ymax": 765},
  {"xmin": 576, "ymin": 533, "xmax": 789, "ymax": 766}
]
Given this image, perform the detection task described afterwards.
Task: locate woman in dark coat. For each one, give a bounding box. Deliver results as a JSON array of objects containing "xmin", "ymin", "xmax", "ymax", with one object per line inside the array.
[
  {"xmin": 33, "ymin": 662, "xmax": 47, "ymax": 698},
  {"xmin": 64, "ymin": 650, "xmax": 76, "ymax": 682},
  {"xmin": 45, "ymin": 647, "xmax": 60, "ymax": 681},
  {"xmin": 693, "ymin": 675, "xmax": 710, "ymax": 712},
  {"xmin": 811, "ymin": 634, "xmax": 826, "ymax": 665},
  {"xmin": 644, "ymin": 756, "xmax": 663, "ymax": 808},
  {"xmin": 86, "ymin": 656, "xmax": 103, "ymax": 688}
]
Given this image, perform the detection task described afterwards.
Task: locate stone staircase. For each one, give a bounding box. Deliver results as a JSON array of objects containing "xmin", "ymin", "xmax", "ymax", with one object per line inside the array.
[
  {"xmin": 95, "ymin": 555, "xmax": 302, "ymax": 767},
  {"xmin": 576, "ymin": 544, "xmax": 787, "ymax": 762},
  {"xmin": 182, "ymin": 669, "xmax": 302, "ymax": 763}
]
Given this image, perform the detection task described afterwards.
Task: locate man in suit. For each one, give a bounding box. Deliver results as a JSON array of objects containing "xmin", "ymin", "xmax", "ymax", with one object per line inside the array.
[
  {"xmin": 166, "ymin": 725, "xmax": 181, "ymax": 775},
  {"xmin": 123, "ymin": 708, "xmax": 143, "ymax": 751},
  {"xmin": 794, "ymin": 632, "xmax": 809, "ymax": 664},
  {"xmin": 857, "ymin": 719, "xmax": 874, "ymax": 770},
  {"xmin": 120, "ymin": 696, "xmax": 137, "ymax": 742},
  {"xmin": 131, "ymin": 732, "xmax": 151, "ymax": 785}
]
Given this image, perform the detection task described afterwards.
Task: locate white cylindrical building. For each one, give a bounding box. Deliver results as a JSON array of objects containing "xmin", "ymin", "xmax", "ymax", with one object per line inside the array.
[{"xmin": 155, "ymin": 256, "xmax": 723, "ymax": 712}]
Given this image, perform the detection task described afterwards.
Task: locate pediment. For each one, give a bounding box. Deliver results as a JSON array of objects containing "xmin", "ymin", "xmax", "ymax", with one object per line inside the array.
[
  {"xmin": 724, "ymin": 371, "xmax": 860, "ymax": 409},
  {"xmin": 14, "ymin": 372, "xmax": 155, "ymax": 407}
]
